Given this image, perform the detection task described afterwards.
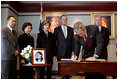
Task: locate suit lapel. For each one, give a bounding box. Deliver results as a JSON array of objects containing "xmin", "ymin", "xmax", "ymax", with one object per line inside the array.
[
  {"xmin": 87, "ymin": 32, "xmax": 92, "ymax": 46},
  {"xmin": 59, "ymin": 26, "xmax": 65, "ymax": 39},
  {"xmin": 85, "ymin": 29, "xmax": 92, "ymax": 48},
  {"xmin": 66, "ymin": 26, "xmax": 69, "ymax": 39},
  {"xmin": 6, "ymin": 27, "xmax": 14, "ymax": 39},
  {"xmin": 101, "ymin": 26, "xmax": 104, "ymax": 34},
  {"xmin": 43, "ymin": 31, "xmax": 48, "ymax": 39},
  {"xmin": 80, "ymin": 37, "xmax": 87, "ymax": 47},
  {"xmin": 6, "ymin": 27, "xmax": 17, "ymax": 43},
  {"xmin": 60, "ymin": 26, "xmax": 69, "ymax": 39}
]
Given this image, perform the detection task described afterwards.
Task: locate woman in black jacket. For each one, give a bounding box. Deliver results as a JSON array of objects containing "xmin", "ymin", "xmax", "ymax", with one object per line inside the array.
[
  {"xmin": 36, "ymin": 20, "xmax": 56, "ymax": 79},
  {"xmin": 18, "ymin": 22, "xmax": 34, "ymax": 79}
]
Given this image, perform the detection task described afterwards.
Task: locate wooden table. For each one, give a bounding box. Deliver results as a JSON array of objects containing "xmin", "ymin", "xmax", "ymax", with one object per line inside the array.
[
  {"xmin": 58, "ymin": 61, "xmax": 117, "ymax": 78},
  {"xmin": 23, "ymin": 64, "xmax": 50, "ymax": 79}
]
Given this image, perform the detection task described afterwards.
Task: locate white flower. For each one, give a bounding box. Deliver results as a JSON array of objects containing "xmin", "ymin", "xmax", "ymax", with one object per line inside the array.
[
  {"xmin": 25, "ymin": 53, "xmax": 30, "ymax": 59},
  {"xmin": 20, "ymin": 52, "xmax": 24, "ymax": 56},
  {"xmin": 29, "ymin": 46, "xmax": 32, "ymax": 50},
  {"xmin": 27, "ymin": 47, "xmax": 30, "ymax": 50},
  {"xmin": 27, "ymin": 45, "xmax": 31, "ymax": 48},
  {"xmin": 22, "ymin": 50, "xmax": 26, "ymax": 53},
  {"xmin": 24, "ymin": 48, "xmax": 27, "ymax": 51},
  {"xmin": 20, "ymin": 45, "xmax": 32, "ymax": 61},
  {"xmin": 29, "ymin": 49, "xmax": 31, "ymax": 53}
]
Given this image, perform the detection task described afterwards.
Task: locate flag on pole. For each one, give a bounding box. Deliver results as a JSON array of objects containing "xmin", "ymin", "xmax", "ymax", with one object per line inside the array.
[
  {"xmin": 39, "ymin": 2, "xmax": 43, "ymax": 33},
  {"xmin": 116, "ymin": 36, "xmax": 117, "ymax": 57}
]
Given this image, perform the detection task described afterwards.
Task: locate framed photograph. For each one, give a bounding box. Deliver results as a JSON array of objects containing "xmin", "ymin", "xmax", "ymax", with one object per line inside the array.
[
  {"xmin": 32, "ymin": 48, "xmax": 46, "ymax": 65},
  {"xmin": 43, "ymin": 12, "xmax": 66, "ymax": 33},
  {"xmin": 91, "ymin": 12, "xmax": 115, "ymax": 39}
]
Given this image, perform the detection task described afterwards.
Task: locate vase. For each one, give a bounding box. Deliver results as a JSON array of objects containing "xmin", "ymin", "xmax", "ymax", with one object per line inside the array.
[
  {"xmin": 26, "ymin": 61, "xmax": 32, "ymax": 65},
  {"xmin": 26, "ymin": 58, "xmax": 32, "ymax": 65}
]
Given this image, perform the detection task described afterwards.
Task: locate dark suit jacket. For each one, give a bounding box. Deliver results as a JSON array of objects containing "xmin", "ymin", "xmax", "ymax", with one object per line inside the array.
[
  {"xmin": 36, "ymin": 31, "xmax": 56, "ymax": 58},
  {"xmin": 74, "ymin": 25, "xmax": 104, "ymax": 59},
  {"xmin": 99, "ymin": 26, "xmax": 109, "ymax": 60},
  {"xmin": 1, "ymin": 27, "xmax": 18, "ymax": 61},
  {"xmin": 54, "ymin": 26, "xmax": 74, "ymax": 60}
]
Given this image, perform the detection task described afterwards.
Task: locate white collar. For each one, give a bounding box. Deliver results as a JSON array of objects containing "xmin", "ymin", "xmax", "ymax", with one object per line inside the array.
[
  {"xmin": 84, "ymin": 31, "xmax": 88, "ymax": 41},
  {"xmin": 98, "ymin": 25, "xmax": 101, "ymax": 32},
  {"xmin": 7, "ymin": 25, "xmax": 13, "ymax": 31},
  {"xmin": 99, "ymin": 25, "xmax": 101, "ymax": 28},
  {"xmin": 85, "ymin": 30, "xmax": 88, "ymax": 37},
  {"xmin": 61, "ymin": 25, "xmax": 67, "ymax": 27}
]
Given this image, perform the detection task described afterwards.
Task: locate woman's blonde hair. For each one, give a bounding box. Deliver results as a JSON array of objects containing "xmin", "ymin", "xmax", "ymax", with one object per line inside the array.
[{"xmin": 42, "ymin": 20, "xmax": 51, "ymax": 29}]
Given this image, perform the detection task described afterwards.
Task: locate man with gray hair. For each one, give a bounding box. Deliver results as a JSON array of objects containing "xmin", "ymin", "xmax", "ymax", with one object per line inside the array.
[
  {"xmin": 73, "ymin": 21, "xmax": 106, "ymax": 79},
  {"xmin": 73, "ymin": 21, "xmax": 103, "ymax": 60},
  {"xmin": 94, "ymin": 14, "xmax": 109, "ymax": 60}
]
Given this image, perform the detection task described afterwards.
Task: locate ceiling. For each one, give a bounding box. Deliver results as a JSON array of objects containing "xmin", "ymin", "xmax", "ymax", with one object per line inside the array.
[{"xmin": 1, "ymin": 1, "xmax": 117, "ymax": 12}]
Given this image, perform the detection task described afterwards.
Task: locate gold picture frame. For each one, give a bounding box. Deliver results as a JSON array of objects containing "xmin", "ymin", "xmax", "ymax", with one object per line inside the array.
[
  {"xmin": 91, "ymin": 12, "xmax": 115, "ymax": 39},
  {"xmin": 43, "ymin": 12, "xmax": 66, "ymax": 33}
]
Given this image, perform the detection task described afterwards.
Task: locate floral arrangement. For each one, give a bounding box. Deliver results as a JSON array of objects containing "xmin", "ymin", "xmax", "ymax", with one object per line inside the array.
[{"xmin": 20, "ymin": 45, "xmax": 32, "ymax": 62}]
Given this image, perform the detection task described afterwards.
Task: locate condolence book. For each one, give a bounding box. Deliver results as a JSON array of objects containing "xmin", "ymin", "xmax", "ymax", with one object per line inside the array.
[
  {"xmin": 61, "ymin": 58, "xmax": 106, "ymax": 62},
  {"xmin": 61, "ymin": 58, "xmax": 73, "ymax": 61},
  {"xmin": 84, "ymin": 59, "xmax": 106, "ymax": 62}
]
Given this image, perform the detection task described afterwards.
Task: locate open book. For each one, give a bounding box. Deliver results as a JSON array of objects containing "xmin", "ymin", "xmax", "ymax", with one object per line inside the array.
[
  {"xmin": 61, "ymin": 58, "xmax": 73, "ymax": 61},
  {"xmin": 85, "ymin": 59, "xmax": 106, "ymax": 62},
  {"xmin": 61, "ymin": 58, "xmax": 106, "ymax": 62}
]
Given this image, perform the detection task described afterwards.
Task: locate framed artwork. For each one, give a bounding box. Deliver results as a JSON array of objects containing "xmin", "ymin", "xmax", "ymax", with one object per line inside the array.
[
  {"xmin": 32, "ymin": 48, "xmax": 46, "ymax": 65},
  {"xmin": 91, "ymin": 12, "xmax": 115, "ymax": 39},
  {"xmin": 43, "ymin": 12, "xmax": 66, "ymax": 33}
]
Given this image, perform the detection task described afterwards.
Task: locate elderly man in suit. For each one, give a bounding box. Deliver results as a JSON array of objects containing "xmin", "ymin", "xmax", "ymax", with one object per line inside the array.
[
  {"xmin": 54, "ymin": 15, "xmax": 74, "ymax": 61},
  {"xmin": 94, "ymin": 14, "xmax": 109, "ymax": 60},
  {"xmin": 1, "ymin": 16, "xmax": 19, "ymax": 79},
  {"xmin": 73, "ymin": 21, "xmax": 106, "ymax": 79}
]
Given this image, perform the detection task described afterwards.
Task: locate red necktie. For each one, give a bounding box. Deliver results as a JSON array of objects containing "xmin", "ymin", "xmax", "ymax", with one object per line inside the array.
[{"xmin": 85, "ymin": 36, "xmax": 91, "ymax": 47}]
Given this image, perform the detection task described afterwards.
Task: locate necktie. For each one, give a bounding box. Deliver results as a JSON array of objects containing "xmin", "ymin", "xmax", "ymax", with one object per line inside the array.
[
  {"xmin": 12, "ymin": 30, "xmax": 15, "ymax": 36},
  {"xmin": 85, "ymin": 36, "xmax": 91, "ymax": 47},
  {"xmin": 63, "ymin": 26, "xmax": 67, "ymax": 38}
]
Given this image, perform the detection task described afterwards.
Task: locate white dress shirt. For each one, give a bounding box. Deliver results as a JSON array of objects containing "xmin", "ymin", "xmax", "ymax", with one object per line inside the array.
[{"xmin": 98, "ymin": 25, "xmax": 101, "ymax": 32}]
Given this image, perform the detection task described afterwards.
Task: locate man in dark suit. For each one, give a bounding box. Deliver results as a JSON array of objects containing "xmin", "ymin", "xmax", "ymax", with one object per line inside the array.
[
  {"xmin": 1, "ymin": 16, "xmax": 19, "ymax": 79},
  {"xmin": 94, "ymin": 14, "xmax": 109, "ymax": 60},
  {"xmin": 73, "ymin": 21, "xmax": 106, "ymax": 79},
  {"xmin": 73, "ymin": 21, "xmax": 103, "ymax": 60},
  {"xmin": 54, "ymin": 15, "xmax": 74, "ymax": 61}
]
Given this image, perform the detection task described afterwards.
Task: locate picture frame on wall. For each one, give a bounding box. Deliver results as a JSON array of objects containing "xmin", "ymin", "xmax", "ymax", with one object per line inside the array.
[
  {"xmin": 32, "ymin": 48, "xmax": 46, "ymax": 65},
  {"xmin": 43, "ymin": 12, "xmax": 66, "ymax": 33},
  {"xmin": 91, "ymin": 12, "xmax": 115, "ymax": 39}
]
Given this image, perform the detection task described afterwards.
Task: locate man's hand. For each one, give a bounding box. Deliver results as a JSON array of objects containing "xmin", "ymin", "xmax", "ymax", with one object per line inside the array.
[
  {"xmin": 14, "ymin": 50, "xmax": 19, "ymax": 56},
  {"xmin": 71, "ymin": 55, "xmax": 77, "ymax": 61},
  {"xmin": 85, "ymin": 56, "xmax": 97, "ymax": 60},
  {"xmin": 71, "ymin": 51, "xmax": 77, "ymax": 61},
  {"xmin": 71, "ymin": 51, "xmax": 74, "ymax": 56}
]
